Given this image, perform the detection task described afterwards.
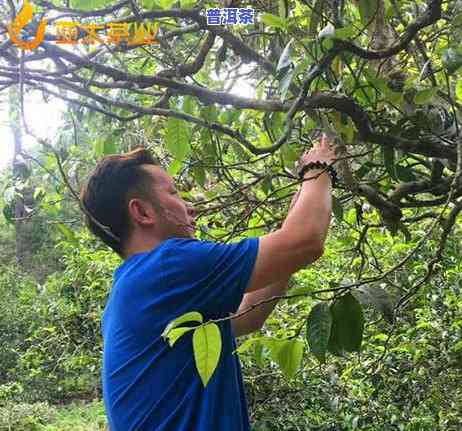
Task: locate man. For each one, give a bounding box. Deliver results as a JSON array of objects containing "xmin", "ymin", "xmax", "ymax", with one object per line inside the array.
[{"xmin": 79, "ymin": 135, "xmax": 336, "ymax": 431}]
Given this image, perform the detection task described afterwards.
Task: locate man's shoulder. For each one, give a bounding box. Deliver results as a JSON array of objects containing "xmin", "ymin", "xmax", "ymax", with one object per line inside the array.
[
  {"xmin": 161, "ymin": 237, "xmax": 258, "ymax": 267},
  {"xmin": 164, "ymin": 237, "xmax": 258, "ymax": 255}
]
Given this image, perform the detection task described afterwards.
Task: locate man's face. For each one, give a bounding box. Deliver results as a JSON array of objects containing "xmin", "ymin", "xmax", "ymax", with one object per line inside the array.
[{"xmin": 143, "ymin": 165, "xmax": 196, "ymax": 239}]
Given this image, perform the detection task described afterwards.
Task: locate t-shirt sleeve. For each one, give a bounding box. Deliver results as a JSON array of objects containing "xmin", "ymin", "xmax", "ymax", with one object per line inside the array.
[{"xmin": 162, "ymin": 237, "xmax": 259, "ymax": 316}]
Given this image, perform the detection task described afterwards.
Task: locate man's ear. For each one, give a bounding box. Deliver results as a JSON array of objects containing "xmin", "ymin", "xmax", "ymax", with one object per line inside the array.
[{"xmin": 127, "ymin": 198, "xmax": 157, "ymax": 227}]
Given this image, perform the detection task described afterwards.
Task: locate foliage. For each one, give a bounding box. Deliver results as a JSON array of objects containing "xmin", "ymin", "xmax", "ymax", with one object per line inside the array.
[
  {"xmin": 0, "ymin": 267, "xmax": 40, "ymax": 389},
  {"xmin": 0, "ymin": 400, "xmax": 108, "ymax": 431},
  {"xmin": 0, "ymin": 402, "xmax": 57, "ymax": 431},
  {"xmin": 239, "ymin": 225, "xmax": 462, "ymax": 430},
  {"xmin": 39, "ymin": 400, "xmax": 107, "ymax": 431},
  {"xmin": 1, "ymin": 230, "xmax": 119, "ymax": 403},
  {"xmin": 242, "ymin": 282, "xmax": 462, "ymax": 430}
]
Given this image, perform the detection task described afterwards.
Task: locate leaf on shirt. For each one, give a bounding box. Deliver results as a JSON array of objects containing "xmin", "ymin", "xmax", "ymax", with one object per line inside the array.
[
  {"xmin": 193, "ymin": 323, "xmax": 222, "ymax": 387},
  {"xmin": 165, "ymin": 326, "xmax": 196, "ymax": 347},
  {"xmin": 161, "ymin": 311, "xmax": 203, "ymax": 340}
]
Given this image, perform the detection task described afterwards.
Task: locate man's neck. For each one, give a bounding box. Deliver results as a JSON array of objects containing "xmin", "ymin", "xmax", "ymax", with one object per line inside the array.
[{"xmin": 123, "ymin": 235, "xmax": 163, "ymax": 261}]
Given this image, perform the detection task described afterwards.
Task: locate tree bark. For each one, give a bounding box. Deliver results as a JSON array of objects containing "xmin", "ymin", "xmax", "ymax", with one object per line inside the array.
[{"xmin": 9, "ymin": 86, "xmax": 34, "ymax": 268}]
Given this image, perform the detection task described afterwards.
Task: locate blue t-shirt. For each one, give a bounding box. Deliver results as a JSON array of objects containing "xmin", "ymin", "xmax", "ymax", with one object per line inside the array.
[{"xmin": 101, "ymin": 236, "xmax": 259, "ymax": 431}]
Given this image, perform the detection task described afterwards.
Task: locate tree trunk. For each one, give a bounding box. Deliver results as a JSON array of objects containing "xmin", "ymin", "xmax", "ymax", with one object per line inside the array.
[{"xmin": 9, "ymin": 86, "xmax": 34, "ymax": 268}]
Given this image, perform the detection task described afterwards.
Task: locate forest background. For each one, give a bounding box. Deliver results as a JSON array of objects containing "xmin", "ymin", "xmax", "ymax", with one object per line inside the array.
[{"xmin": 0, "ymin": 0, "xmax": 461, "ymax": 429}]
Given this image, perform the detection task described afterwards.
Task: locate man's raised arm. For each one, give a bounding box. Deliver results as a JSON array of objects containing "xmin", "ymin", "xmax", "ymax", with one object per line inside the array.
[{"xmin": 244, "ymin": 134, "xmax": 336, "ymax": 294}]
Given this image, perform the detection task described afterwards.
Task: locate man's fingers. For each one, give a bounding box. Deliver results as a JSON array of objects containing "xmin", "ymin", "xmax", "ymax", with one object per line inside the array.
[
  {"xmin": 323, "ymin": 134, "xmax": 334, "ymax": 149},
  {"xmin": 296, "ymin": 131, "xmax": 338, "ymax": 168}
]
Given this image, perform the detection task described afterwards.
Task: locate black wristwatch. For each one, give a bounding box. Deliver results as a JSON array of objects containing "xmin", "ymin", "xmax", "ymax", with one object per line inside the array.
[{"xmin": 297, "ymin": 161, "xmax": 339, "ymax": 188}]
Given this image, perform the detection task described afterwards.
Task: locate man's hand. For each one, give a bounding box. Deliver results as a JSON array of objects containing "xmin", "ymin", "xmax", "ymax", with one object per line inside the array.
[
  {"xmin": 295, "ymin": 134, "xmax": 337, "ymax": 175},
  {"xmin": 289, "ymin": 133, "xmax": 335, "ymax": 216}
]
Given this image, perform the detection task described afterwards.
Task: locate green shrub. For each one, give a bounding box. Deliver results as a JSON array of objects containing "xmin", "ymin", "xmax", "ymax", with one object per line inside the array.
[
  {"xmin": 0, "ymin": 402, "xmax": 57, "ymax": 431},
  {"xmin": 14, "ymin": 231, "xmax": 120, "ymax": 402},
  {"xmin": 0, "ymin": 266, "xmax": 40, "ymax": 387},
  {"xmin": 39, "ymin": 399, "xmax": 107, "ymax": 431}
]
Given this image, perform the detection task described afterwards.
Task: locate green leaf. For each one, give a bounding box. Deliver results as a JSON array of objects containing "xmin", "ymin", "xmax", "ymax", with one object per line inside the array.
[
  {"xmin": 254, "ymin": 342, "xmax": 264, "ymax": 367},
  {"xmin": 382, "ymin": 145, "xmax": 397, "ymax": 180},
  {"xmin": 280, "ymin": 142, "xmax": 299, "ymax": 165},
  {"xmin": 103, "ymin": 139, "xmax": 117, "ymax": 155},
  {"xmin": 278, "ymin": 0, "xmax": 287, "ymax": 19},
  {"xmin": 453, "ymin": 340, "xmax": 462, "ymax": 353},
  {"xmin": 321, "ymin": 37, "xmax": 333, "ymax": 50},
  {"xmin": 260, "ymin": 13, "xmax": 287, "ymax": 29},
  {"xmin": 364, "ymin": 69, "xmax": 388, "ymax": 92},
  {"xmin": 201, "ymin": 106, "xmax": 218, "ymax": 123},
  {"xmin": 265, "ymin": 338, "xmax": 304, "ymax": 379},
  {"xmin": 165, "ymin": 326, "xmax": 195, "ymax": 347},
  {"xmin": 261, "ymin": 175, "xmax": 273, "ymax": 196},
  {"xmin": 279, "ymin": 339, "xmax": 304, "ymax": 379},
  {"xmin": 70, "ymin": 0, "xmax": 111, "ymax": 9},
  {"xmin": 384, "ymin": 88, "xmax": 404, "ymax": 106},
  {"xmin": 93, "ymin": 136, "xmax": 113, "ymax": 157},
  {"xmin": 162, "ymin": 311, "xmax": 203, "ymax": 339},
  {"xmin": 56, "ymin": 223, "xmax": 76, "ymax": 242},
  {"xmin": 165, "ymin": 117, "xmax": 191, "ymax": 162},
  {"xmin": 200, "ymin": 130, "xmax": 213, "ymax": 158},
  {"xmin": 357, "ymin": 0, "xmax": 379, "ymax": 27},
  {"xmin": 180, "ymin": 0, "xmax": 195, "ymax": 8},
  {"xmin": 352, "ymin": 286, "xmax": 395, "ymax": 324},
  {"xmin": 233, "ymin": 336, "xmax": 264, "ymax": 354},
  {"xmin": 193, "ymin": 323, "xmax": 222, "ymax": 387},
  {"xmin": 340, "ymin": 118, "xmax": 355, "ymax": 143},
  {"xmin": 167, "ymin": 159, "xmax": 182, "ymax": 176},
  {"xmin": 413, "ymin": 88, "xmax": 437, "ymax": 105},
  {"xmin": 192, "ymin": 165, "xmax": 206, "ymax": 188},
  {"xmin": 226, "ymin": 110, "xmax": 240, "ymax": 124},
  {"xmin": 306, "ymin": 303, "xmax": 333, "ymax": 364},
  {"xmin": 3, "ymin": 186, "xmax": 17, "ymax": 204},
  {"xmin": 33, "ymin": 187, "xmax": 45, "ymax": 200},
  {"xmin": 456, "ymin": 80, "xmax": 462, "ymax": 102},
  {"xmin": 95, "ymin": 136, "xmax": 117, "ymax": 157},
  {"xmin": 328, "ymin": 293, "xmax": 364, "ymax": 355},
  {"xmin": 94, "ymin": 139, "xmax": 104, "ymax": 157},
  {"xmin": 182, "ymin": 96, "xmax": 195, "ymax": 115},
  {"xmin": 333, "ymin": 25, "xmax": 355, "ymax": 40},
  {"xmin": 143, "ymin": 0, "xmax": 159, "ymax": 9},
  {"xmin": 248, "ymin": 214, "xmax": 265, "ymax": 237},
  {"xmin": 3, "ymin": 203, "xmax": 15, "ymax": 224},
  {"xmin": 159, "ymin": 0, "xmax": 176, "ymax": 9}
]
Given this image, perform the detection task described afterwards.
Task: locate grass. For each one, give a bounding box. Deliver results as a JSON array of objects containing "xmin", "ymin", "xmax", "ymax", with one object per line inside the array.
[{"xmin": 39, "ymin": 399, "xmax": 108, "ymax": 431}]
